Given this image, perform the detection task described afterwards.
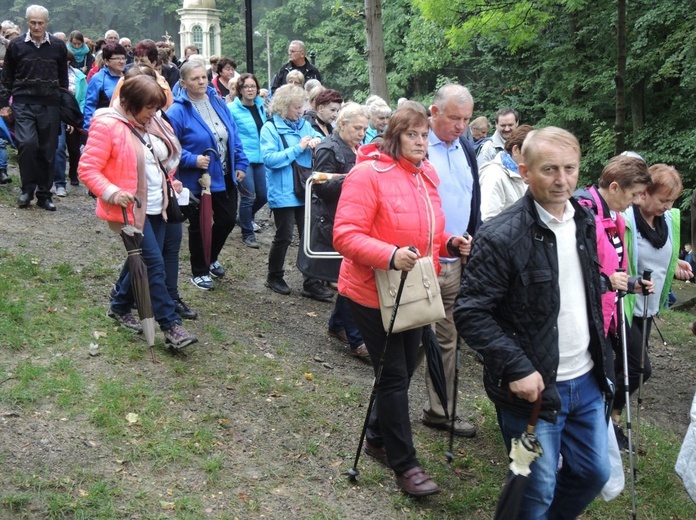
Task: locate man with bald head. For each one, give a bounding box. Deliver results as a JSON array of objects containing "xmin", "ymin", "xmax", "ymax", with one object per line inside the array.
[
  {"xmin": 0, "ymin": 4, "xmax": 67, "ymax": 210},
  {"xmin": 270, "ymin": 40, "xmax": 322, "ymax": 94},
  {"xmin": 421, "ymin": 83, "xmax": 481, "ymax": 438}
]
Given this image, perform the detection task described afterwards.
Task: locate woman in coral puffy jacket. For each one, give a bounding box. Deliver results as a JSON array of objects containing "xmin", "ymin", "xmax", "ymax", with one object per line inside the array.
[{"xmin": 333, "ymin": 102, "xmax": 469, "ymax": 497}]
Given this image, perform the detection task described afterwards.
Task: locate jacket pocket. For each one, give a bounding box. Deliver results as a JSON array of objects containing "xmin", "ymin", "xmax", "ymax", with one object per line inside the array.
[{"xmin": 516, "ymin": 268, "xmax": 553, "ymax": 311}]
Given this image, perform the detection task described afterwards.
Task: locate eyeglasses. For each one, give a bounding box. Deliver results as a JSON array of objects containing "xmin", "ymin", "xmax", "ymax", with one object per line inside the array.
[
  {"xmin": 108, "ymin": 57, "xmax": 127, "ymax": 62},
  {"xmin": 242, "ymin": 85, "xmax": 257, "ymax": 90}
]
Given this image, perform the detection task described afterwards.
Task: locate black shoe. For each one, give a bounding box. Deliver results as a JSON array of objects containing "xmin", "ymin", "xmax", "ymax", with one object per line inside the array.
[
  {"xmin": 36, "ymin": 198, "xmax": 56, "ymax": 211},
  {"xmin": 18, "ymin": 192, "xmax": 32, "ymax": 208},
  {"xmin": 0, "ymin": 170, "xmax": 10, "ymax": 184},
  {"xmin": 175, "ymin": 298, "xmax": 198, "ymax": 320},
  {"xmin": 70, "ymin": 179, "xmax": 80, "ymax": 186},
  {"xmin": 266, "ymin": 276, "xmax": 291, "ymax": 295},
  {"xmin": 301, "ymin": 280, "xmax": 334, "ymax": 302}
]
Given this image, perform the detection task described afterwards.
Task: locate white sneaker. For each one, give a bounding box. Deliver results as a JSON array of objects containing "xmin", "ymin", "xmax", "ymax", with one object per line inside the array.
[{"xmin": 55, "ymin": 187, "xmax": 68, "ymax": 197}]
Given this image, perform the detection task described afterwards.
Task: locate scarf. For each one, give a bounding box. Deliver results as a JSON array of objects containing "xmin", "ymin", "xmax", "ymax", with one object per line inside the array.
[
  {"xmin": 634, "ymin": 205, "xmax": 668, "ymax": 249},
  {"xmin": 283, "ymin": 117, "xmax": 301, "ymax": 132},
  {"xmin": 67, "ymin": 42, "xmax": 90, "ymax": 65},
  {"xmin": 500, "ymin": 151, "xmax": 518, "ymax": 173}
]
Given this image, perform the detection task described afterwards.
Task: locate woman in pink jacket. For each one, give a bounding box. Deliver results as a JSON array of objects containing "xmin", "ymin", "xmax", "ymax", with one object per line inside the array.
[
  {"xmin": 333, "ymin": 102, "xmax": 469, "ymax": 497},
  {"xmin": 573, "ymin": 154, "xmax": 652, "ymax": 450},
  {"xmin": 79, "ymin": 75, "xmax": 197, "ymax": 350}
]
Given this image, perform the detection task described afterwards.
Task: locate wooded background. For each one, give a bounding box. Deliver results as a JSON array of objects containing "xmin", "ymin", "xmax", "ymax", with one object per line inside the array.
[{"xmin": 1, "ymin": 0, "xmax": 693, "ymax": 240}]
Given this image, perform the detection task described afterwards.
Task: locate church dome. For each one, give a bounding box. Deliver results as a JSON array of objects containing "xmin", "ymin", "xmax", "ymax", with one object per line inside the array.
[{"xmin": 182, "ymin": 0, "xmax": 216, "ymax": 8}]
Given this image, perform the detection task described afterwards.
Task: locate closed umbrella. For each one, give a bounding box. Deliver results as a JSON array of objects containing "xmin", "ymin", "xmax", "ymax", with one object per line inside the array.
[
  {"xmin": 422, "ymin": 326, "xmax": 449, "ymax": 421},
  {"xmin": 493, "ymin": 396, "xmax": 543, "ymax": 520},
  {"xmin": 198, "ymin": 148, "xmax": 219, "ymax": 269},
  {"xmin": 120, "ymin": 197, "xmax": 157, "ymax": 363}
]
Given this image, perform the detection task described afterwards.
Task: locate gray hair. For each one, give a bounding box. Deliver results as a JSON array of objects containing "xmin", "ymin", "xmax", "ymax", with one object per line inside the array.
[
  {"xmin": 290, "ymin": 40, "xmax": 306, "ymax": 54},
  {"xmin": 179, "ymin": 60, "xmax": 206, "ymax": 81},
  {"xmin": 304, "ymin": 78, "xmax": 322, "ymax": 93},
  {"xmin": 336, "ymin": 102, "xmax": 369, "ymax": 131},
  {"xmin": 432, "ymin": 84, "xmax": 473, "ymax": 110},
  {"xmin": 269, "ymin": 84, "xmax": 306, "ymax": 119},
  {"xmin": 25, "ymin": 5, "xmax": 49, "ymax": 19}
]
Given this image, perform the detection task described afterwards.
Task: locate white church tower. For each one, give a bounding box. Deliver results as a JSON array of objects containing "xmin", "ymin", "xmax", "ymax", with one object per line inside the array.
[{"xmin": 177, "ymin": 0, "xmax": 222, "ymax": 60}]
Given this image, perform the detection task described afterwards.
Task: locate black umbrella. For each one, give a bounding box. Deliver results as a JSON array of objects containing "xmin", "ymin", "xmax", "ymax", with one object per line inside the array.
[
  {"xmin": 422, "ymin": 326, "xmax": 449, "ymax": 422},
  {"xmin": 120, "ymin": 197, "xmax": 157, "ymax": 363},
  {"xmin": 493, "ymin": 396, "xmax": 543, "ymax": 520}
]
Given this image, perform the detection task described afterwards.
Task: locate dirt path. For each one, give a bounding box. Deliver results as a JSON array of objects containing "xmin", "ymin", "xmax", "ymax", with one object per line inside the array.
[{"xmin": 1, "ymin": 160, "xmax": 695, "ymax": 518}]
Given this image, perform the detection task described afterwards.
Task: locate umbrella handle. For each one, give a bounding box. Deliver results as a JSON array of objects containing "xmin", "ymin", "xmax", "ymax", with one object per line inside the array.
[
  {"xmin": 202, "ymin": 147, "xmax": 220, "ymax": 160},
  {"xmin": 121, "ymin": 195, "xmax": 142, "ymax": 226},
  {"xmin": 526, "ymin": 395, "xmax": 543, "ymax": 434}
]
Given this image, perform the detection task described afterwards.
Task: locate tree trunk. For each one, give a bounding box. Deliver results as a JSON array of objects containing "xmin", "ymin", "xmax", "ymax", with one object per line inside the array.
[
  {"xmin": 631, "ymin": 78, "xmax": 645, "ymax": 134},
  {"xmin": 364, "ymin": 0, "xmax": 389, "ymax": 104},
  {"xmin": 614, "ymin": 0, "xmax": 627, "ymax": 155}
]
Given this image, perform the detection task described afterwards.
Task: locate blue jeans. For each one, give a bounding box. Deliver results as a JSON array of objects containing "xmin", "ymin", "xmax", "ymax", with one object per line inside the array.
[
  {"xmin": 111, "ymin": 215, "xmax": 180, "ymax": 330},
  {"xmin": 0, "ymin": 137, "xmax": 8, "ymax": 170},
  {"xmin": 53, "ymin": 124, "xmax": 67, "ymax": 188},
  {"xmin": 496, "ymin": 371, "xmax": 610, "ymax": 520},
  {"xmin": 328, "ymin": 294, "xmax": 364, "ymax": 349},
  {"xmin": 238, "ymin": 162, "xmax": 267, "ymax": 239}
]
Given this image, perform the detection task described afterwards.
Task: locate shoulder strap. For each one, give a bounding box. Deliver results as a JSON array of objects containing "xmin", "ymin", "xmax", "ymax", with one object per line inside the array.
[
  {"xmin": 271, "ymin": 120, "xmax": 290, "ymax": 150},
  {"xmin": 122, "ymin": 121, "xmax": 169, "ymax": 178}
]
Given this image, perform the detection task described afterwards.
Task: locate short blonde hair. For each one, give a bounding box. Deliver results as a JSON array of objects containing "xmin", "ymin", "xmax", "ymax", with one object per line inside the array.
[
  {"xmin": 286, "ymin": 70, "xmax": 305, "ymax": 86},
  {"xmin": 522, "ymin": 127, "xmax": 580, "ymax": 169},
  {"xmin": 269, "ymin": 84, "xmax": 306, "ymax": 119},
  {"xmin": 646, "ymin": 164, "xmax": 683, "ymax": 197},
  {"xmin": 336, "ymin": 102, "xmax": 369, "ymax": 132}
]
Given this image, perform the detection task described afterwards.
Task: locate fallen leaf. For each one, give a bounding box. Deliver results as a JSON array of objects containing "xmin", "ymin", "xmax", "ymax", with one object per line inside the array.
[
  {"xmin": 78, "ymin": 489, "xmax": 88, "ymax": 497},
  {"xmin": 237, "ymin": 491, "xmax": 250, "ymax": 503},
  {"xmin": 264, "ymin": 352, "xmax": 275, "ymax": 359},
  {"xmin": 304, "ymin": 372, "xmax": 314, "ymax": 380},
  {"xmin": 93, "ymin": 330, "xmax": 107, "ymax": 339},
  {"xmin": 159, "ymin": 501, "xmax": 175, "ymax": 510},
  {"xmin": 126, "ymin": 413, "xmax": 139, "ymax": 424},
  {"xmin": 306, "ymin": 311, "xmax": 317, "ymax": 317}
]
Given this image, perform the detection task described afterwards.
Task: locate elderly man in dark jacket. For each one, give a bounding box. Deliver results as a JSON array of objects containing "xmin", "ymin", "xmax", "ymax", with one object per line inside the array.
[
  {"xmin": 454, "ymin": 127, "xmax": 611, "ymax": 519},
  {"xmin": 0, "ymin": 4, "xmax": 67, "ymax": 211}
]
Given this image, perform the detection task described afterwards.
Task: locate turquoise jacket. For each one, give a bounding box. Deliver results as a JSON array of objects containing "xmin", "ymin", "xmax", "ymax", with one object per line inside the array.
[
  {"xmin": 623, "ymin": 206, "xmax": 680, "ymax": 323},
  {"xmin": 83, "ymin": 66, "xmax": 122, "ymax": 130},
  {"xmin": 260, "ymin": 114, "xmax": 320, "ymax": 209},
  {"xmin": 227, "ymin": 96, "xmax": 266, "ymax": 164}
]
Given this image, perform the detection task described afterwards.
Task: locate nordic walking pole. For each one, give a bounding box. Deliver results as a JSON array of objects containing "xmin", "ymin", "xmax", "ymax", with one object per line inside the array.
[
  {"xmin": 616, "ymin": 269, "xmax": 638, "ymax": 519},
  {"xmin": 446, "ymin": 232, "xmax": 470, "ymax": 463},
  {"xmin": 347, "ymin": 254, "xmax": 412, "ymax": 481},
  {"xmin": 635, "ymin": 268, "xmax": 652, "ymax": 461},
  {"xmin": 652, "ymin": 316, "xmax": 667, "ymax": 346}
]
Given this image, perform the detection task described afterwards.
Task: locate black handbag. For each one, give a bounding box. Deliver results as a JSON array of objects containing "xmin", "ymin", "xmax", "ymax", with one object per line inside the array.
[
  {"xmin": 124, "ymin": 122, "xmax": 186, "ymax": 223},
  {"xmin": 274, "ymin": 123, "xmax": 313, "ymax": 198},
  {"xmin": 59, "ymin": 87, "xmax": 83, "ymax": 128}
]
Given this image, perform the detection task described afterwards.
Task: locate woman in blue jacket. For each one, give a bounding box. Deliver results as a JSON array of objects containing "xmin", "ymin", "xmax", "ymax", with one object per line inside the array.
[
  {"xmin": 166, "ymin": 62, "xmax": 249, "ymax": 291},
  {"xmin": 83, "ymin": 43, "xmax": 127, "ymax": 131},
  {"xmin": 260, "ymin": 84, "xmax": 331, "ymax": 301},
  {"xmin": 228, "ymin": 73, "xmax": 267, "ymax": 249}
]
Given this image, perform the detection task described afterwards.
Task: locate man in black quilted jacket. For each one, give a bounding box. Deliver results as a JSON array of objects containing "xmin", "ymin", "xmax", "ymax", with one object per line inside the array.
[{"xmin": 454, "ymin": 127, "xmax": 612, "ymax": 519}]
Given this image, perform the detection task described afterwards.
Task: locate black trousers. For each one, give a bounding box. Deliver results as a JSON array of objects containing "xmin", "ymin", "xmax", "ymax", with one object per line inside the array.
[
  {"xmin": 613, "ymin": 315, "xmax": 653, "ymax": 412},
  {"xmin": 13, "ymin": 103, "xmax": 61, "ymax": 200},
  {"xmin": 349, "ymin": 300, "xmax": 422, "ymax": 475},
  {"xmin": 268, "ymin": 206, "xmax": 305, "ymax": 279},
  {"xmin": 65, "ymin": 128, "xmax": 82, "ymax": 183},
  {"xmin": 183, "ymin": 184, "xmax": 238, "ymax": 277}
]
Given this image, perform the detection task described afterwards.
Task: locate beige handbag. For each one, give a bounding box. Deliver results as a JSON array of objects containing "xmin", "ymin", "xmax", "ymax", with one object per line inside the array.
[{"xmin": 374, "ymin": 179, "xmax": 445, "ymax": 333}]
